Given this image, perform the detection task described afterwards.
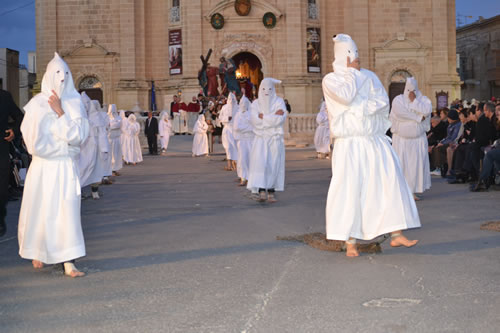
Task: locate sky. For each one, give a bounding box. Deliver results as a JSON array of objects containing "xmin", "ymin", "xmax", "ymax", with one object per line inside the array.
[{"xmin": 0, "ymin": 0, "xmax": 499, "ymax": 67}]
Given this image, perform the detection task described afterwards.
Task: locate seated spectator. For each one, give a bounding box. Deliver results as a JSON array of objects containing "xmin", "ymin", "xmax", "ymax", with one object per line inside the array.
[
  {"xmin": 460, "ymin": 102, "xmax": 497, "ymax": 182},
  {"xmin": 448, "ymin": 108, "xmax": 477, "ymax": 183},
  {"xmin": 445, "ymin": 109, "xmax": 468, "ymax": 177},
  {"xmin": 429, "ymin": 109, "xmax": 461, "ymax": 177},
  {"xmin": 471, "ymin": 104, "xmax": 500, "ymax": 191}
]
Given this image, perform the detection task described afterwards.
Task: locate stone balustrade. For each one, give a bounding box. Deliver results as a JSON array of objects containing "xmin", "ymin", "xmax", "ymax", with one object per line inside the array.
[
  {"xmin": 285, "ymin": 113, "xmax": 318, "ymax": 147},
  {"xmin": 130, "ymin": 112, "xmax": 318, "ymax": 149}
]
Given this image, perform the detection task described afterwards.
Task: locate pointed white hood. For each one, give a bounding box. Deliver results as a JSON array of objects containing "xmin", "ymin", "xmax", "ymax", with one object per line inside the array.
[
  {"xmin": 332, "ymin": 34, "xmax": 359, "ymax": 74},
  {"xmin": 258, "ymin": 78, "xmax": 281, "ymax": 115},
  {"xmin": 108, "ymin": 104, "xmax": 118, "ymax": 119},
  {"xmin": 81, "ymin": 92, "xmax": 91, "ymax": 117},
  {"xmin": 403, "ymin": 77, "xmax": 422, "ymax": 102},
  {"xmin": 41, "ymin": 52, "xmax": 85, "ymax": 120},
  {"xmin": 227, "ymin": 92, "xmax": 239, "ymax": 117}
]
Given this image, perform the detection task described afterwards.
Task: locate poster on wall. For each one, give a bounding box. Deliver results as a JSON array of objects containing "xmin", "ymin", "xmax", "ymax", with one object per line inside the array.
[
  {"xmin": 169, "ymin": 29, "xmax": 182, "ymax": 75},
  {"xmin": 307, "ymin": 27, "xmax": 321, "ymax": 73}
]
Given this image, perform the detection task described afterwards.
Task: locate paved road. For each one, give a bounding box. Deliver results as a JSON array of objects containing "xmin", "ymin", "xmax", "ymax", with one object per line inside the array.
[{"xmin": 1, "ymin": 136, "xmax": 499, "ymax": 333}]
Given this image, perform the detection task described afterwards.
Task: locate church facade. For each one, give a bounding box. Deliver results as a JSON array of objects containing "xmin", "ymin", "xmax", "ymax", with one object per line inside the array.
[{"xmin": 36, "ymin": 0, "xmax": 461, "ymax": 112}]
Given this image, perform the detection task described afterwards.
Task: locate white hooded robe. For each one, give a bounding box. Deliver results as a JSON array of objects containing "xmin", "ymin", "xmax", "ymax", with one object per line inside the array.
[
  {"xmin": 247, "ymin": 78, "xmax": 287, "ymax": 192},
  {"xmin": 108, "ymin": 104, "xmax": 123, "ymax": 172},
  {"xmin": 119, "ymin": 110, "xmax": 128, "ymax": 159},
  {"xmin": 158, "ymin": 112, "xmax": 173, "ymax": 151},
  {"xmin": 86, "ymin": 100, "xmax": 111, "ymax": 183},
  {"xmin": 234, "ymin": 95, "xmax": 254, "ymax": 180},
  {"xmin": 18, "ymin": 53, "xmax": 89, "ymax": 264},
  {"xmin": 390, "ymin": 78, "xmax": 432, "ymax": 193},
  {"xmin": 314, "ymin": 101, "xmax": 331, "ymax": 154},
  {"xmin": 78, "ymin": 92, "xmax": 97, "ymax": 187},
  {"xmin": 219, "ymin": 93, "xmax": 239, "ymax": 161},
  {"xmin": 323, "ymin": 34, "xmax": 420, "ymax": 241},
  {"xmin": 123, "ymin": 114, "xmax": 143, "ymax": 163},
  {"xmin": 192, "ymin": 114, "xmax": 209, "ymax": 156}
]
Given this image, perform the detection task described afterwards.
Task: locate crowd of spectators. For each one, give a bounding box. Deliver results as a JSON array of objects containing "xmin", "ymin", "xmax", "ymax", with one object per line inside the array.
[{"xmin": 427, "ymin": 98, "xmax": 500, "ymax": 192}]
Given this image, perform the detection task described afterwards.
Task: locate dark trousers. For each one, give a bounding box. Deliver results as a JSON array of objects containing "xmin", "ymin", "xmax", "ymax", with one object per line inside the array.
[
  {"xmin": 463, "ymin": 143, "xmax": 484, "ymax": 178},
  {"xmin": 259, "ymin": 188, "xmax": 275, "ymax": 193},
  {"xmin": 452, "ymin": 143, "xmax": 469, "ymax": 172},
  {"xmin": 480, "ymin": 149, "xmax": 500, "ymax": 181},
  {"xmin": 147, "ymin": 135, "xmax": 158, "ymax": 154},
  {"xmin": 430, "ymin": 144, "xmax": 449, "ymax": 169}
]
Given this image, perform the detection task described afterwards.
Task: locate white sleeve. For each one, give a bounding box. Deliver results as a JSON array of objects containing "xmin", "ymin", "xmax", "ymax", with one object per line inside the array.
[{"xmin": 261, "ymin": 99, "xmax": 287, "ymax": 129}]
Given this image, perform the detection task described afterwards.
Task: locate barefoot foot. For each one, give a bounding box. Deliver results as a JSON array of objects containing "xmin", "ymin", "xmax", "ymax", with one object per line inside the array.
[
  {"xmin": 390, "ymin": 234, "xmax": 418, "ymax": 248},
  {"xmin": 345, "ymin": 242, "xmax": 359, "ymax": 257},
  {"xmin": 63, "ymin": 262, "xmax": 86, "ymax": 278},
  {"xmin": 32, "ymin": 260, "xmax": 44, "ymax": 269}
]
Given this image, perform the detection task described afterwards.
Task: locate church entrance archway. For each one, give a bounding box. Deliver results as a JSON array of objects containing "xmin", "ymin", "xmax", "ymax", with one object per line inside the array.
[
  {"xmin": 78, "ymin": 76, "xmax": 103, "ymax": 105},
  {"xmin": 388, "ymin": 70, "xmax": 412, "ymax": 108},
  {"xmin": 231, "ymin": 52, "xmax": 263, "ymax": 98}
]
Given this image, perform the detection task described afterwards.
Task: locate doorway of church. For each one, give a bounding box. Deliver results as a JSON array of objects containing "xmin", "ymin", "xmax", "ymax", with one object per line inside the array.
[{"xmin": 231, "ymin": 52, "xmax": 263, "ymax": 99}]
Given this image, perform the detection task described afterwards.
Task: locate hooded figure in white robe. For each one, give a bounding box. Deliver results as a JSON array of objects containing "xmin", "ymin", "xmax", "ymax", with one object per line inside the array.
[
  {"xmin": 192, "ymin": 114, "xmax": 209, "ymax": 156},
  {"xmin": 99, "ymin": 105, "xmax": 113, "ymax": 180},
  {"xmin": 390, "ymin": 77, "xmax": 432, "ymax": 195},
  {"xmin": 119, "ymin": 110, "xmax": 128, "ymax": 158},
  {"xmin": 123, "ymin": 114, "xmax": 143, "ymax": 164},
  {"xmin": 107, "ymin": 104, "xmax": 123, "ymax": 173},
  {"xmin": 78, "ymin": 92, "xmax": 97, "ymax": 187},
  {"xmin": 158, "ymin": 111, "xmax": 173, "ymax": 152},
  {"xmin": 247, "ymin": 78, "xmax": 287, "ymax": 201},
  {"xmin": 219, "ymin": 93, "xmax": 239, "ymax": 162},
  {"xmin": 233, "ymin": 94, "xmax": 254, "ymax": 183},
  {"xmin": 322, "ymin": 34, "xmax": 420, "ymax": 253},
  {"xmin": 86, "ymin": 100, "xmax": 111, "ymax": 184},
  {"xmin": 314, "ymin": 101, "xmax": 330, "ymax": 156},
  {"xmin": 18, "ymin": 53, "xmax": 89, "ymax": 271}
]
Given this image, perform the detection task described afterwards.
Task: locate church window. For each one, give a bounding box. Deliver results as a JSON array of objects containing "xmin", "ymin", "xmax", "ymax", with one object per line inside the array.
[
  {"xmin": 308, "ymin": 0, "xmax": 319, "ymax": 20},
  {"xmin": 171, "ymin": 0, "xmax": 180, "ymax": 23}
]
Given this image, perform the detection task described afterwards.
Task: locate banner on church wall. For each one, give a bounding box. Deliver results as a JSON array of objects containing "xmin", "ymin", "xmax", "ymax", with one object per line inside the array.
[
  {"xmin": 169, "ymin": 29, "xmax": 183, "ymax": 75},
  {"xmin": 307, "ymin": 28, "xmax": 321, "ymax": 73}
]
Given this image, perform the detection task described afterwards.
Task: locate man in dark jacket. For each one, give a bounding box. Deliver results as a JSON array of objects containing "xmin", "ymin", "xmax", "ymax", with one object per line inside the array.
[
  {"xmin": 145, "ymin": 111, "xmax": 159, "ymax": 155},
  {"xmin": 0, "ymin": 89, "xmax": 24, "ymax": 237},
  {"xmin": 463, "ymin": 102, "xmax": 497, "ymax": 181}
]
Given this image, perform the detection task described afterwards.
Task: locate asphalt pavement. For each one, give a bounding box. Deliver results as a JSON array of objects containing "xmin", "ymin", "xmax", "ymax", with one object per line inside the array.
[{"xmin": 1, "ymin": 135, "xmax": 499, "ymax": 333}]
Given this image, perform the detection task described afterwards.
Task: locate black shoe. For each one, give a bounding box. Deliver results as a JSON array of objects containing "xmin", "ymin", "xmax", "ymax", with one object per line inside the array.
[
  {"xmin": 0, "ymin": 220, "xmax": 6, "ymax": 237},
  {"xmin": 470, "ymin": 180, "xmax": 489, "ymax": 192},
  {"xmin": 448, "ymin": 178, "xmax": 464, "ymax": 184}
]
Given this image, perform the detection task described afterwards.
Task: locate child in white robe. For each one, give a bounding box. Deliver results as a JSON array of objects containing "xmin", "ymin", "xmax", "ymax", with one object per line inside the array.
[
  {"xmin": 18, "ymin": 53, "xmax": 89, "ymax": 277},
  {"xmin": 247, "ymin": 78, "xmax": 287, "ymax": 203},
  {"xmin": 219, "ymin": 93, "xmax": 239, "ymax": 171},
  {"xmin": 322, "ymin": 34, "xmax": 420, "ymax": 257},
  {"xmin": 159, "ymin": 112, "xmax": 173, "ymax": 153},
  {"xmin": 108, "ymin": 104, "xmax": 123, "ymax": 175},
  {"xmin": 314, "ymin": 101, "xmax": 330, "ymax": 159},
  {"xmin": 233, "ymin": 92, "xmax": 254, "ymax": 186},
  {"xmin": 192, "ymin": 114, "xmax": 209, "ymax": 156},
  {"xmin": 123, "ymin": 114, "xmax": 143, "ymax": 164}
]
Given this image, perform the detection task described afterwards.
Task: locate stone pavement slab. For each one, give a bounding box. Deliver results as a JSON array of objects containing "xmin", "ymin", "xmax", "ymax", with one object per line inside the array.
[{"xmin": 1, "ymin": 136, "xmax": 499, "ymax": 333}]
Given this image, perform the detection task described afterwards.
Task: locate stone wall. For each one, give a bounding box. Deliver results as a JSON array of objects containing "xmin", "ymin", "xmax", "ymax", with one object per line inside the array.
[{"xmin": 36, "ymin": 0, "xmax": 461, "ymax": 116}]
